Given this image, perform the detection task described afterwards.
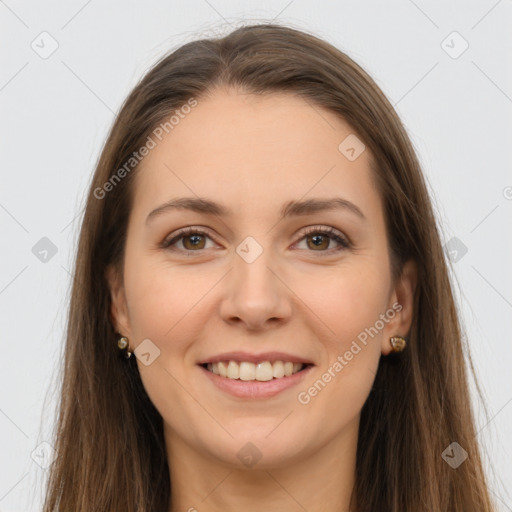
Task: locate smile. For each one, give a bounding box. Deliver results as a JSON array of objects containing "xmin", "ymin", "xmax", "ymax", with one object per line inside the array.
[
  {"xmin": 198, "ymin": 361, "xmax": 314, "ymax": 399},
  {"xmin": 203, "ymin": 360, "xmax": 310, "ymax": 381}
]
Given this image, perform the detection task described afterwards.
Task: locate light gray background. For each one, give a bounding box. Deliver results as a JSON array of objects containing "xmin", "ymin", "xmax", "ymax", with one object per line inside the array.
[{"xmin": 1, "ymin": 1, "xmax": 511, "ymax": 510}]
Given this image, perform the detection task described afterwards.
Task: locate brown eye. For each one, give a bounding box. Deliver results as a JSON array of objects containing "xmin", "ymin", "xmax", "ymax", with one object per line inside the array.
[
  {"xmin": 296, "ymin": 226, "xmax": 351, "ymax": 253},
  {"xmin": 182, "ymin": 233, "xmax": 206, "ymax": 250},
  {"xmin": 306, "ymin": 233, "xmax": 330, "ymax": 251},
  {"xmin": 162, "ymin": 228, "xmax": 215, "ymax": 252}
]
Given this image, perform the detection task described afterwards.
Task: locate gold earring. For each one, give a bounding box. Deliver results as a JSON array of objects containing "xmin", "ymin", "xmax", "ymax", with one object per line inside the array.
[
  {"xmin": 389, "ymin": 335, "xmax": 407, "ymax": 353},
  {"xmin": 117, "ymin": 335, "xmax": 132, "ymax": 358}
]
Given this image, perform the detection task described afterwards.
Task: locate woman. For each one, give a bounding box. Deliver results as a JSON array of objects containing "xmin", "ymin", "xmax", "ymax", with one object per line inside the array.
[{"xmin": 43, "ymin": 23, "xmax": 495, "ymax": 511}]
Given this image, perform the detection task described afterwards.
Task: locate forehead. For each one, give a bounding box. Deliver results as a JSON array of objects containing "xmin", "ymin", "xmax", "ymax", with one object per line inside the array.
[{"xmin": 131, "ymin": 88, "xmax": 380, "ymax": 221}]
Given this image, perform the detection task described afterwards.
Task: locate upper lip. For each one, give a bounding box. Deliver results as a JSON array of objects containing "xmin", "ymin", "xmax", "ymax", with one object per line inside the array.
[{"xmin": 197, "ymin": 351, "xmax": 315, "ymax": 365}]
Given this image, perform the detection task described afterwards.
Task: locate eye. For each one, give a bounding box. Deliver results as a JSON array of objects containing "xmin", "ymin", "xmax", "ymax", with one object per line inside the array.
[
  {"xmin": 161, "ymin": 225, "xmax": 351, "ymax": 255},
  {"xmin": 161, "ymin": 227, "xmax": 217, "ymax": 252},
  {"xmin": 295, "ymin": 226, "xmax": 351, "ymax": 253}
]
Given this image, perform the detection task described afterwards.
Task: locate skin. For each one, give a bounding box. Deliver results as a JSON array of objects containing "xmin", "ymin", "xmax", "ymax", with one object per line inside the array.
[{"xmin": 108, "ymin": 87, "xmax": 417, "ymax": 512}]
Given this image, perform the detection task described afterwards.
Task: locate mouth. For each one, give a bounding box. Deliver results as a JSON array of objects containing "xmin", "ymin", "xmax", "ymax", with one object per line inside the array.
[
  {"xmin": 198, "ymin": 360, "xmax": 315, "ymax": 399},
  {"xmin": 199, "ymin": 360, "xmax": 314, "ymax": 382}
]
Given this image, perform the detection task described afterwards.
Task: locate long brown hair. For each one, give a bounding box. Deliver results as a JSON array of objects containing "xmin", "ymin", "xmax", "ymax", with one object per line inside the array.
[{"xmin": 43, "ymin": 23, "xmax": 495, "ymax": 511}]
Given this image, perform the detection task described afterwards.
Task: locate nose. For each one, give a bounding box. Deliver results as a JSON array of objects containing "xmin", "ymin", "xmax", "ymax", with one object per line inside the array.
[{"xmin": 219, "ymin": 246, "xmax": 293, "ymax": 331}]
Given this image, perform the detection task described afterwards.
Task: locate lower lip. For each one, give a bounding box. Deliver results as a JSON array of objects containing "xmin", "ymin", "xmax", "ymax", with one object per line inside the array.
[{"xmin": 198, "ymin": 364, "xmax": 314, "ymax": 399}]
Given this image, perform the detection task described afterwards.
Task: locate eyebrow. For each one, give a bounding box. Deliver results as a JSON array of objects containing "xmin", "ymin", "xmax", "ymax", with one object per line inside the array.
[{"xmin": 145, "ymin": 196, "xmax": 366, "ymax": 224}]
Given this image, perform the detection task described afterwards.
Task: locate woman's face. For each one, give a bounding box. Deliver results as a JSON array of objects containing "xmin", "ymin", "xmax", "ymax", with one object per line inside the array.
[{"xmin": 108, "ymin": 88, "xmax": 416, "ymax": 469}]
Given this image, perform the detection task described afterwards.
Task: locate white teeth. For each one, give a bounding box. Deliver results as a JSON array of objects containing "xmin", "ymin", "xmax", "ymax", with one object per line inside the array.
[
  {"xmin": 255, "ymin": 362, "xmax": 273, "ymax": 381},
  {"xmin": 239, "ymin": 361, "xmax": 256, "ymax": 381},
  {"xmin": 272, "ymin": 361, "xmax": 285, "ymax": 378},
  {"xmin": 205, "ymin": 360, "xmax": 306, "ymax": 381},
  {"xmin": 218, "ymin": 361, "xmax": 228, "ymax": 377},
  {"xmin": 227, "ymin": 361, "xmax": 239, "ymax": 379}
]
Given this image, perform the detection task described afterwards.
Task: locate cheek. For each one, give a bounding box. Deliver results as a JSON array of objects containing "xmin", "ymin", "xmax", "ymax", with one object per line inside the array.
[
  {"xmin": 300, "ymin": 261, "xmax": 390, "ymax": 347},
  {"xmin": 295, "ymin": 267, "xmax": 387, "ymax": 426},
  {"xmin": 123, "ymin": 246, "xmax": 176, "ymax": 337},
  {"xmin": 125, "ymin": 272, "xmax": 174, "ymax": 341},
  {"xmin": 122, "ymin": 260, "xmax": 207, "ymax": 411},
  {"xmin": 123, "ymin": 254, "xmax": 217, "ymax": 353}
]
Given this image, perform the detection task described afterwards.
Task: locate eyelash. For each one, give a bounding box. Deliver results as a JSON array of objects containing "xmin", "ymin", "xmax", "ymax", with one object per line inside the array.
[{"xmin": 160, "ymin": 225, "xmax": 352, "ymax": 255}]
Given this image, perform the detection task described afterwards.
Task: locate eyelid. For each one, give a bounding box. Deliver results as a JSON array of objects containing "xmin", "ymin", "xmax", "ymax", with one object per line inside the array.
[
  {"xmin": 293, "ymin": 225, "xmax": 351, "ymax": 250},
  {"xmin": 161, "ymin": 224, "xmax": 352, "ymax": 253},
  {"xmin": 161, "ymin": 226, "xmax": 219, "ymax": 249}
]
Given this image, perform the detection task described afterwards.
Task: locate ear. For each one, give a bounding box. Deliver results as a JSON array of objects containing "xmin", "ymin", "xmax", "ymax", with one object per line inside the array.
[
  {"xmin": 381, "ymin": 259, "xmax": 417, "ymax": 355},
  {"xmin": 105, "ymin": 265, "xmax": 132, "ymax": 338}
]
